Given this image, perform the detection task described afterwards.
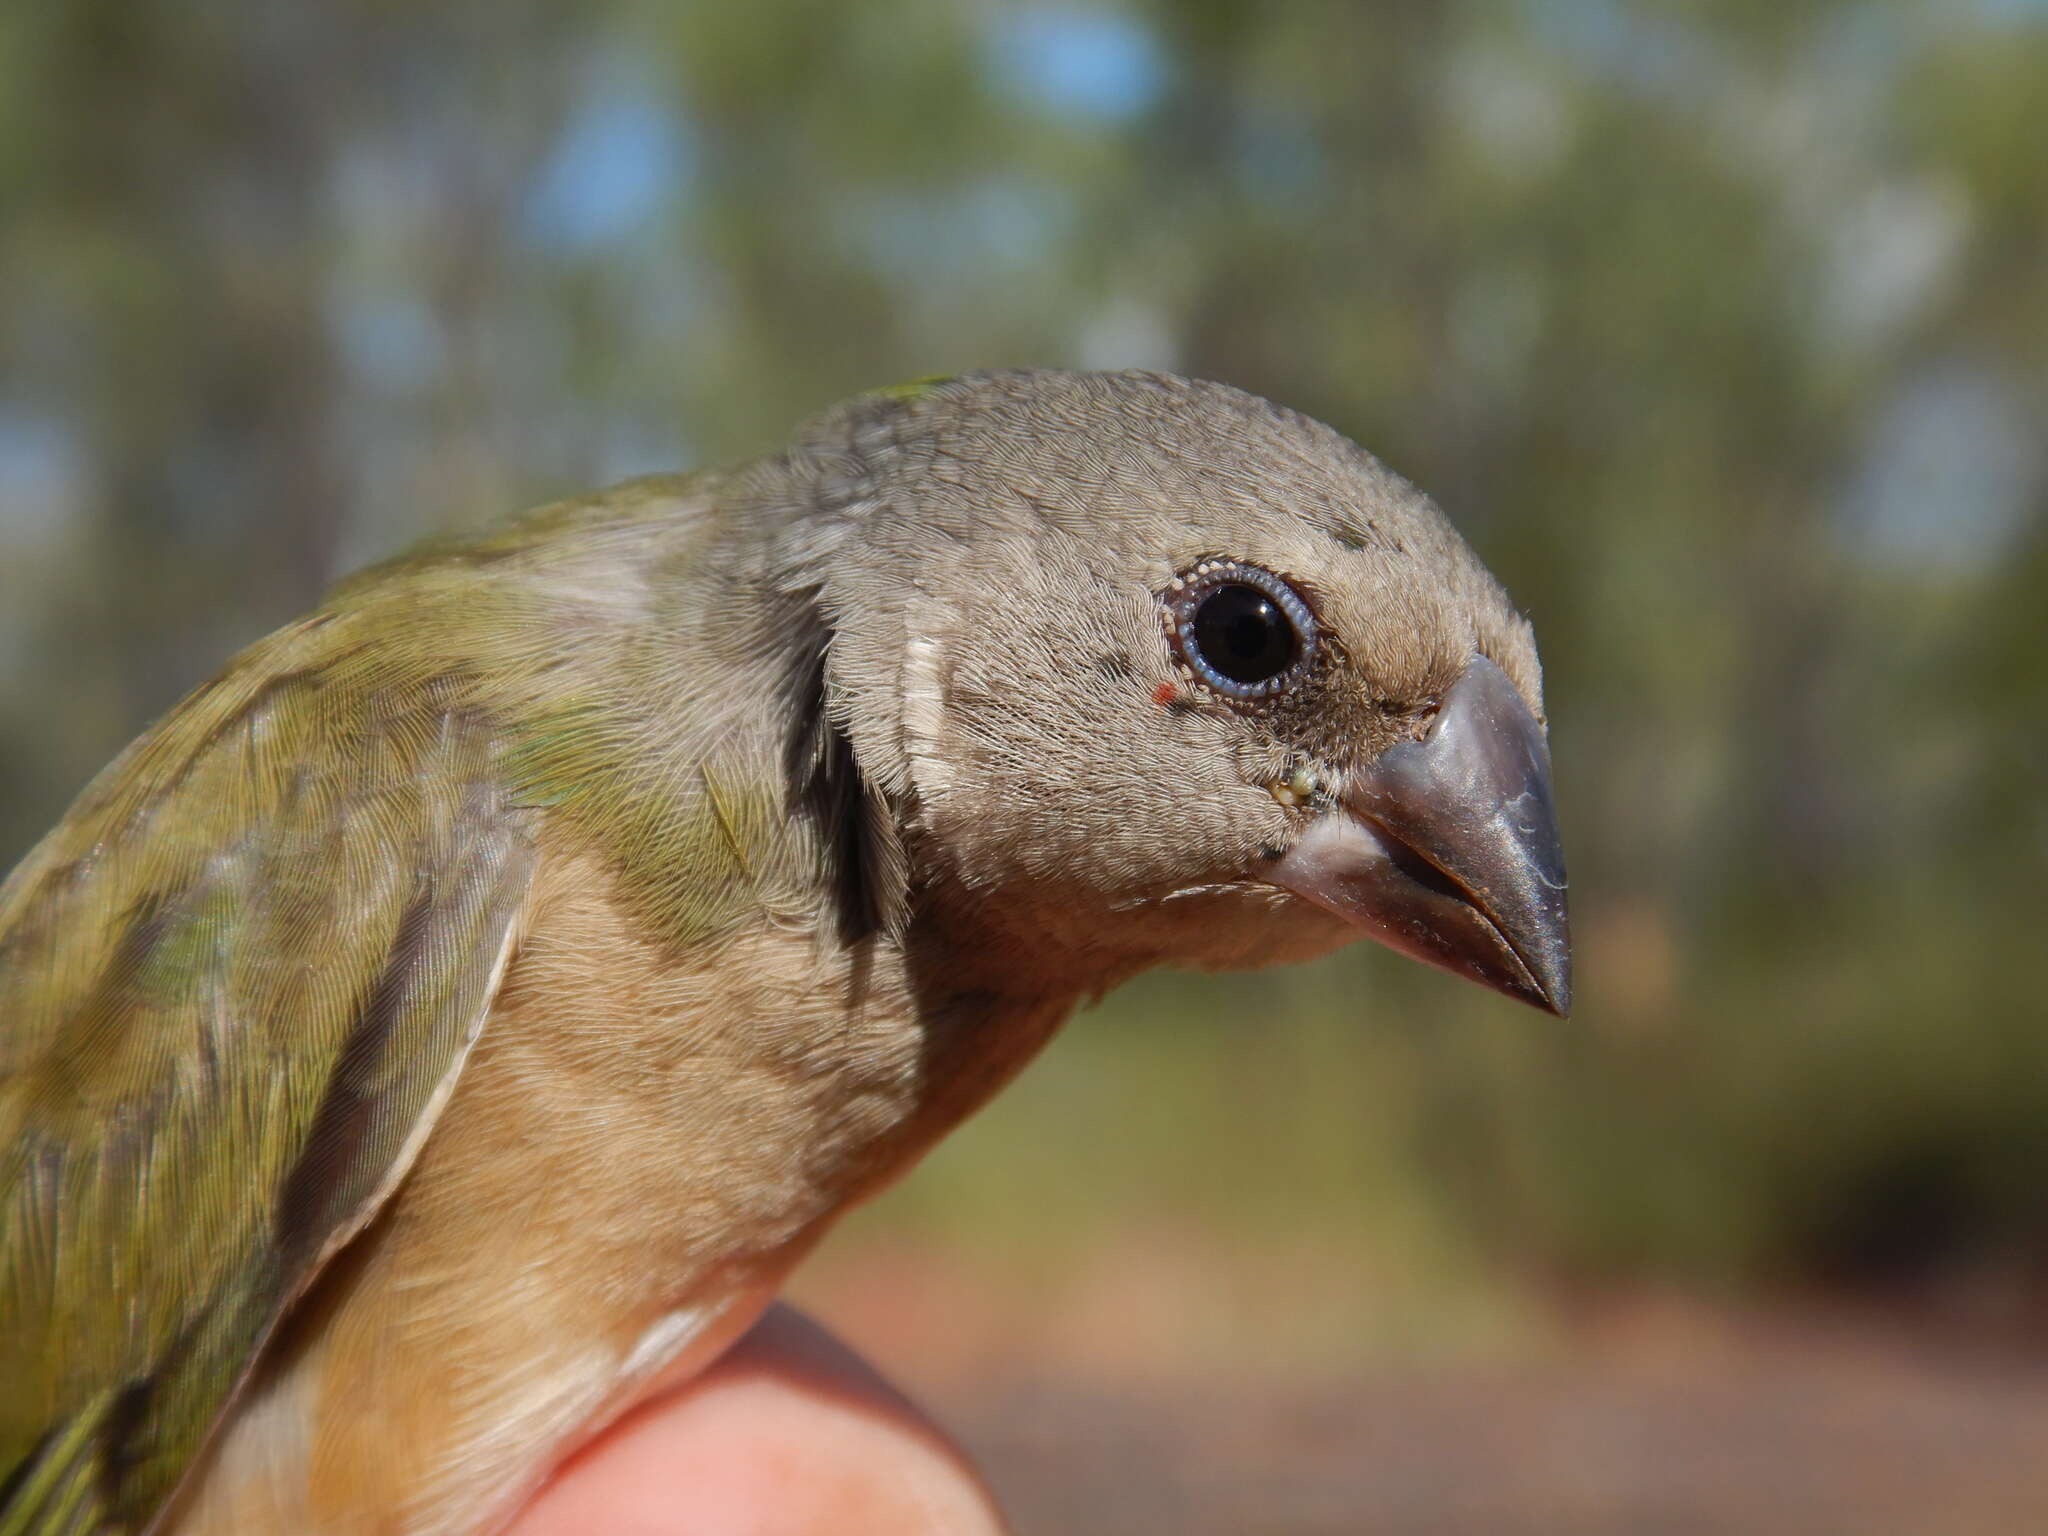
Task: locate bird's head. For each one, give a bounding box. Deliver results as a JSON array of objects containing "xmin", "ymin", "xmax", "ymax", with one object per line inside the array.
[{"xmin": 769, "ymin": 370, "xmax": 1569, "ymax": 1014}]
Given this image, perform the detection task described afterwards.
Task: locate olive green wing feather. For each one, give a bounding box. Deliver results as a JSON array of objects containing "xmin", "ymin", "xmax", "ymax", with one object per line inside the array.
[{"xmin": 0, "ymin": 612, "xmax": 538, "ymax": 1535}]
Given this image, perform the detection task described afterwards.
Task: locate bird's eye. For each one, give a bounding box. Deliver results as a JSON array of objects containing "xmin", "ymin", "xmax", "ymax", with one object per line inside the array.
[{"xmin": 1164, "ymin": 560, "xmax": 1319, "ymax": 701}]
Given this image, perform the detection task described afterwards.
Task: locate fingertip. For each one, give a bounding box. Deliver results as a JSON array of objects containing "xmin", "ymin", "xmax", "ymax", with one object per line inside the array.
[{"xmin": 510, "ymin": 1304, "xmax": 1005, "ymax": 1535}]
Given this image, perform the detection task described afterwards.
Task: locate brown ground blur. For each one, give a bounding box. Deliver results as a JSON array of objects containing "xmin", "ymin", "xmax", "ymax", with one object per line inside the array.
[{"xmin": 807, "ymin": 1247, "xmax": 2048, "ymax": 1535}]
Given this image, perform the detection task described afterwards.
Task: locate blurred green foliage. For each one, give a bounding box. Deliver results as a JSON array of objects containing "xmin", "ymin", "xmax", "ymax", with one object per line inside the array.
[{"xmin": 2, "ymin": 0, "xmax": 2044, "ymax": 1308}]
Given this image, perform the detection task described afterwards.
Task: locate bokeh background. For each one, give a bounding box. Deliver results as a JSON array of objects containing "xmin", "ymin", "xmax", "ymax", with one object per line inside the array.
[{"xmin": 5, "ymin": 3, "xmax": 2047, "ymax": 1530}]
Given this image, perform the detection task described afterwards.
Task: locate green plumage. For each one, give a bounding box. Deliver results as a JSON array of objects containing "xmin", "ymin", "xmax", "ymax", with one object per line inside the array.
[
  {"xmin": 0, "ymin": 614, "xmax": 535, "ymax": 1529},
  {"xmin": 0, "ymin": 476, "xmax": 736, "ymax": 1528}
]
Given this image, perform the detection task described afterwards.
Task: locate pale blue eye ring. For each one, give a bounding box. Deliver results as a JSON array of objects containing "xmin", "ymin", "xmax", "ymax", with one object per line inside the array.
[{"xmin": 1163, "ymin": 559, "xmax": 1319, "ymax": 701}]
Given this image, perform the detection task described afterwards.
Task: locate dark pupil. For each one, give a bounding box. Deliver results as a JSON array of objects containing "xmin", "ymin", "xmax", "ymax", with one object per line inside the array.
[{"xmin": 1192, "ymin": 583, "xmax": 1298, "ymax": 685}]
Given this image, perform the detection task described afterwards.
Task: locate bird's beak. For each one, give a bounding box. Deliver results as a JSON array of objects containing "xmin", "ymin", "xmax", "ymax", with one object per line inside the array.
[{"xmin": 1266, "ymin": 655, "xmax": 1572, "ymax": 1015}]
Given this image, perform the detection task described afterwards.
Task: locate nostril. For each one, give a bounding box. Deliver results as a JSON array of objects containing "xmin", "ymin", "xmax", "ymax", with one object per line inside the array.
[{"xmin": 1386, "ymin": 697, "xmax": 1443, "ymax": 743}]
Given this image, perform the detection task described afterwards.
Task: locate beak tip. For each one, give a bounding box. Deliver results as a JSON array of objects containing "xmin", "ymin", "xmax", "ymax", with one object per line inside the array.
[
  {"xmin": 1529, "ymin": 939, "xmax": 1572, "ymax": 1018},
  {"xmin": 1499, "ymin": 945, "xmax": 1570, "ymax": 1016},
  {"xmin": 1516, "ymin": 898, "xmax": 1573, "ymax": 1016}
]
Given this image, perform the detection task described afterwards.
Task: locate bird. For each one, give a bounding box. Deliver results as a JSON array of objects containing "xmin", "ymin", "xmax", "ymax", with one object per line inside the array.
[{"xmin": 0, "ymin": 369, "xmax": 1569, "ymax": 1535}]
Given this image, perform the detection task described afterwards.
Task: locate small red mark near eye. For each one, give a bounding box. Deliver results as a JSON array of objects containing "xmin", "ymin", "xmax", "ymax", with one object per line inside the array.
[{"xmin": 1153, "ymin": 682, "xmax": 1177, "ymax": 707}]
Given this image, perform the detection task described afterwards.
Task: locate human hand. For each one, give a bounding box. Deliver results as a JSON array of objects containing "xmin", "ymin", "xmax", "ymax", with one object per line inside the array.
[{"xmin": 507, "ymin": 1303, "xmax": 1006, "ymax": 1535}]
